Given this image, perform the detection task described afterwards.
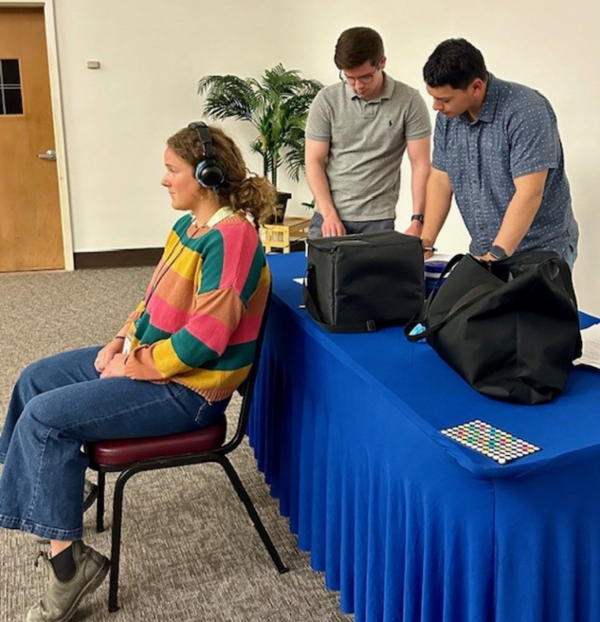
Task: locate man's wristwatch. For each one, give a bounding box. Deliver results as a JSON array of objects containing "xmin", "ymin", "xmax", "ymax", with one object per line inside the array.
[
  {"xmin": 411, "ymin": 214, "xmax": 424, "ymax": 224},
  {"xmin": 488, "ymin": 244, "xmax": 508, "ymax": 260}
]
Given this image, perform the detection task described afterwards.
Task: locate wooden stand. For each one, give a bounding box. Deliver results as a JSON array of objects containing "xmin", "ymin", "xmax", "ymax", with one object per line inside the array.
[{"xmin": 261, "ymin": 217, "xmax": 310, "ymax": 253}]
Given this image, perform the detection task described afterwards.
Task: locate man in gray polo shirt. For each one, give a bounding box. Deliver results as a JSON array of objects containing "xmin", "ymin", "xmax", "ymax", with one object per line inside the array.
[
  {"xmin": 305, "ymin": 27, "xmax": 431, "ymax": 238},
  {"xmin": 421, "ymin": 38, "xmax": 579, "ymax": 267}
]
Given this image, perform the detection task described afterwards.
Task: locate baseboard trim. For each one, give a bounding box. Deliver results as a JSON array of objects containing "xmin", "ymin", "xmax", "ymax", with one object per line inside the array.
[{"xmin": 74, "ymin": 248, "xmax": 163, "ymax": 269}]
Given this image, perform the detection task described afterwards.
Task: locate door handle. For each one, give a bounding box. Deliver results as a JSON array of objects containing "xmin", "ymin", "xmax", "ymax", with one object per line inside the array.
[{"xmin": 38, "ymin": 149, "xmax": 57, "ymax": 161}]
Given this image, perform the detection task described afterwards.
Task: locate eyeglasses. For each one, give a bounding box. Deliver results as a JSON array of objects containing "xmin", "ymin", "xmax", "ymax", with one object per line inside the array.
[{"xmin": 339, "ymin": 63, "xmax": 381, "ymax": 86}]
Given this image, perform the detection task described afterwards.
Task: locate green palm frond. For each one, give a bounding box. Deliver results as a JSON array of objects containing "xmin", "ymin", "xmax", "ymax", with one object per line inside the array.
[
  {"xmin": 198, "ymin": 75, "xmax": 255, "ymax": 121},
  {"xmin": 284, "ymin": 126, "xmax": 307, "ymax": 182},
  {"xmin": 262, "ymin": 64, "xmax": 303, "ymax": 94},
  {"xmin": 198, "ymin": 64, "xmax": 323, "ymax": 186}
]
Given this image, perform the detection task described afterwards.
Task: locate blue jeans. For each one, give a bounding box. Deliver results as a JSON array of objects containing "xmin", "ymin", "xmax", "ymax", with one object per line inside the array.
[{"xmin": 0, "ymin": 346, "xmax": 228, "ymax": 541}]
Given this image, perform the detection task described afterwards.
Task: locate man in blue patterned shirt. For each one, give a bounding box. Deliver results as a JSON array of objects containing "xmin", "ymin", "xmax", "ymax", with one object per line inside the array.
[{"xmin": 420, "ymin": 38, "xmax": 579, "ymax": 267}]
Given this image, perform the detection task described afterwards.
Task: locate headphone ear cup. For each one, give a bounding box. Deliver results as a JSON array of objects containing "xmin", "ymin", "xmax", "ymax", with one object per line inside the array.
[{"xmin": 195, "ymin": 160, "xmax": 226, "ymax": 188}]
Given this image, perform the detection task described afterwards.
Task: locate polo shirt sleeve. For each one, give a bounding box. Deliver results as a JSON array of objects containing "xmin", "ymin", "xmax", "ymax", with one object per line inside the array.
[
  {"xmin": 431, "ymin": 114, "xmax": 448, "ymax": 172},
  {"xmin": 305, "ymin": 91, "xmax": 332, "ymax": 143},
  {"xmin": 404, "ymin": 91, "xmax": 432, "ymax": 141},
  {"xmin": 508, "ymin": 96, "xmax": 560, "ymax": 179}
]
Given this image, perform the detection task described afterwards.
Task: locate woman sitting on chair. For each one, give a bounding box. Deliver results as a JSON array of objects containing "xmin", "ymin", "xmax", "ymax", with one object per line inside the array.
[{"xmin": 0, "ymin": 122, "xmax": 274, "ymax": 622}]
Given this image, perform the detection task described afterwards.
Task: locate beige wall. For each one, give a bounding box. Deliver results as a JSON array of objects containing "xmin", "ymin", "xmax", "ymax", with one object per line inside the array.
[{"xmin": 50, "ymin": 0, "xmax": 599, "ymax": 313}]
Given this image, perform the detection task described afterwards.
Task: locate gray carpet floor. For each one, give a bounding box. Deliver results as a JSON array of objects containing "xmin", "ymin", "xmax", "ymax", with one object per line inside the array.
[{"xmin": 0, "ymin": 267, "xmax": 352, "ymax": 622}]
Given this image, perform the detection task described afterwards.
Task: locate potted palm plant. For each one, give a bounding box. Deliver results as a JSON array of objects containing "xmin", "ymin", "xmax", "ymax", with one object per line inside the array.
[{"xmin": 198, "ymin": 64, "xmax": 322, "ymax": 223}]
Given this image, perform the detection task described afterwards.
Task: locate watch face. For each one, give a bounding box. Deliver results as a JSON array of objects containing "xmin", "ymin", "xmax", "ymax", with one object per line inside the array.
[{"xmin": 490, "ymin": 245, "xmax": 507, "ymax": 260}]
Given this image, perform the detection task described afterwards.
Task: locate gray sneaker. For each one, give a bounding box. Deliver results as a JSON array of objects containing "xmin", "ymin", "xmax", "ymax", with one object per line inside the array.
[{"xmin": 27, "ymin": 540, "xmax": 110, "ymax": 622}]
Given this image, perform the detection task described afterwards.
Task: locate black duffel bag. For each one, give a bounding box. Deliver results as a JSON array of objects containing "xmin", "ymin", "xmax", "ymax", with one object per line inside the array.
[
  {"xmin": 304, "ymin": 231, "xmax": 424, "ymax": 333},
  {"xmin": 405, "ymin": 251, "xmax": 582, "ymax": 404}
]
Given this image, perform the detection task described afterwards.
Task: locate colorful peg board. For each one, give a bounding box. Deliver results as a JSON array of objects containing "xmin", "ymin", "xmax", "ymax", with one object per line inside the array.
[{"xmin": 440, "ymin": 419, "xmax": 541, "ymax": 465}]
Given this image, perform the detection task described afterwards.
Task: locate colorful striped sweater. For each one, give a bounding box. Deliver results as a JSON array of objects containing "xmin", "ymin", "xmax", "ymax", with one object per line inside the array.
[{"xmin": 120, "ymin": 211, "xmax": 271, "ymax": 402}]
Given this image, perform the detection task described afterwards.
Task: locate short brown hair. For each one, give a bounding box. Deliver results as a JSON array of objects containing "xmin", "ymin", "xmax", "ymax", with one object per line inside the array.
[
  {"xmin": 167, "ymin": 124, "xmax": 276, "ymax": 226},
  {"xmin": 334, "ymin": 27, "xmax": 384, "ymax": 70}
]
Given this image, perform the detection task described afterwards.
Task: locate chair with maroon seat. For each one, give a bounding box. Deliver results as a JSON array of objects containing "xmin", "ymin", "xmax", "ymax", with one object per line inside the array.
[{"xmin": 88, "ymin": 290, "xmax": 287, "ymax": 613}]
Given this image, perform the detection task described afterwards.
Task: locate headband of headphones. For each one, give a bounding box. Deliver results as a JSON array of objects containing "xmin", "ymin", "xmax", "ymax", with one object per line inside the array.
[{"xmin": 188, "ymin": 122, "xmax": 226, "ymax": 189}]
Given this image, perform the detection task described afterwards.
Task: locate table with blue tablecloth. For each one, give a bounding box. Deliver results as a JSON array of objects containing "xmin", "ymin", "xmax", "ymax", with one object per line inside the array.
[{"xmin": 248, "ymin": 252, "xmax": 600, "ymax": 622}]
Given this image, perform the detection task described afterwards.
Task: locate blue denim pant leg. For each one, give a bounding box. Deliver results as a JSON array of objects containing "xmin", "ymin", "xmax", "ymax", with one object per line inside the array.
[
  {"xmin": 0, "ymin": 346, "xmax": 227, "ymax": 541},
  {"xmin": 0, "ymin": 347, "xmax": 103, "ymax": 462}
]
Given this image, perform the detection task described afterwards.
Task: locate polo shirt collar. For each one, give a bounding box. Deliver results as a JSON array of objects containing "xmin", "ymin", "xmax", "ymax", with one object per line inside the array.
[{"xmin": 346, "ymin": 72, "xmax": 394, "ymax": 103}]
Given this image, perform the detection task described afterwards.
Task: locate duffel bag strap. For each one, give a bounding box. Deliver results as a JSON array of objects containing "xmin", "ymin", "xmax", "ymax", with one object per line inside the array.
[
  {"xmin": 405, "ymin": 283, "xmax": 494, "ymax": 341},
  {"xmin": 405, "ymin": 253, "xmax": 465, "ymax": 339}
]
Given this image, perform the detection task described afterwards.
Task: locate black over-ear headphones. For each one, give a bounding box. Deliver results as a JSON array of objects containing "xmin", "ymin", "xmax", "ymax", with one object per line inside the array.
[{"xmin": 188, "ymin": 122, "xmax": 226, "ymax": 188}]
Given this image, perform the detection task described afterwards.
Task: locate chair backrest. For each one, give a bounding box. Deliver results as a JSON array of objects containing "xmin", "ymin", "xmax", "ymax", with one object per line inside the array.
[{"xmin": 218, "ymin": 281, "xmax": 271, "ymax": 455}]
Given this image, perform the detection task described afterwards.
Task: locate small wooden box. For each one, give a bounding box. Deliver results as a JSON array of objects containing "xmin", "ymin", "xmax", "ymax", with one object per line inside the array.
[{"xmin": 261, "ymin": 217, "xmax": 310, "ymax": 253}]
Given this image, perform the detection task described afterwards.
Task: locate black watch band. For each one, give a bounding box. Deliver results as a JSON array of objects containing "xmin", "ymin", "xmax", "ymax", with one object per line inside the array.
[
  {"xmin": 489, "ymin": 244, "xmax": 508, "ymax": 260},
  {"xmin": 411, "ymin": 214, "xmax": 424, "ymax": 224}
]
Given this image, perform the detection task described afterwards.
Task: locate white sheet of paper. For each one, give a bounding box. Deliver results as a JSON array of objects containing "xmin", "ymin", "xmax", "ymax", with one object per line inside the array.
[{"xmin": 574, "ymin": 323, "xmax": 600, "ymax": 369}]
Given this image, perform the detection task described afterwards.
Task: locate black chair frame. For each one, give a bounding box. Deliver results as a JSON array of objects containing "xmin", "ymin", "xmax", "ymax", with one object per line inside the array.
[{"xmin": 90, "ymin": 288, "xmax": 288, "ymax": 612}]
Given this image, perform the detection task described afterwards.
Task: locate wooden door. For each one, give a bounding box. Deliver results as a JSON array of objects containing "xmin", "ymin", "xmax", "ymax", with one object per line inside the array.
[{"xmin": 0, "ymin": 7, "xmax": 64, "ymax": 272}]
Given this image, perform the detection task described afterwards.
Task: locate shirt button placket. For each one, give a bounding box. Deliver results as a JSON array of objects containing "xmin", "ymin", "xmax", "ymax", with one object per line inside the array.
[{"xmin": 469, "ymin": 124, "xmax": 486, "ymax": 246}]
